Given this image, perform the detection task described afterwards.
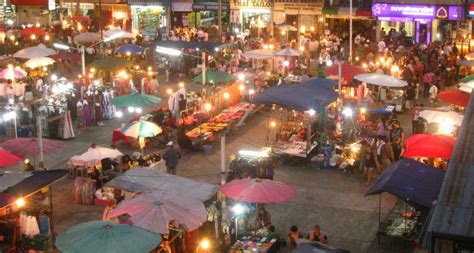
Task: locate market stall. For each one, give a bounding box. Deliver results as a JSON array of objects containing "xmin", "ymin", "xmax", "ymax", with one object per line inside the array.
[
  {"xmin": 365, "ymin": 159, "xmax": 445, "ymax": 244},
  {"xmin": 252, "ymin": 78, "xmax": 338, "ymax": 158},
  {"xmin": 0, "ymin": 170, "xmax": 68, "ymax": 252}
]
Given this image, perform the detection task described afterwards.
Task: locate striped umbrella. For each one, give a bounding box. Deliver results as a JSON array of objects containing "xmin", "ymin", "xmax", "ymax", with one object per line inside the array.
[
  {"xmin": 121, "ymin": 121, "xmax": 162, "ymax": 153},
  {"xmin": 0, "ymin": 66, "xmax": 27, "ymax": 79}
]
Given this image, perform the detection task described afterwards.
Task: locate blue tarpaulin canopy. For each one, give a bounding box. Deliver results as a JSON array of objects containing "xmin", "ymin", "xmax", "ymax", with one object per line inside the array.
[
  {"xmin": 153, "ymin": 41, "xmax": 225, "ymax": 51},
  {"xmin": 252, "ymin": 78, "xmax": 338, "ymax": 111},
  {"xmin": 365, "ymin": 158, "xmax": 445, "ymax": 209},
  {"xmin": 0, "ymin": 169, "xmax": 68, "ymax": 208}
]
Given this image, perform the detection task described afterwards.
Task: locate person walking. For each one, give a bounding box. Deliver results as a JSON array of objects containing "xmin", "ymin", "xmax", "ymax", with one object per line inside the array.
[{"xmin": 163, "ymin": 141, "xmax": 181, "ymax": 175}]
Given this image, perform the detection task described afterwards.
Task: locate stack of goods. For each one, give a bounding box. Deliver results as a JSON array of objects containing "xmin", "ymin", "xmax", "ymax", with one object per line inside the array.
[
  {"xmin": 186, "ymin": 103, "xmax": 255, "ymax": 140},
  {"xmin": 72, "ymin": 177, "xmax": 96, "ymax": 205}
]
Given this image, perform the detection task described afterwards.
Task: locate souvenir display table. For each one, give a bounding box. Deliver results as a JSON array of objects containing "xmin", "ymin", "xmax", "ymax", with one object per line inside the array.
[
  {"xmin": 272, "ymin": 141, "xmax": 317, "ymax": 158},
  {"xmin": 229, "ymin": 235, "xmax": 279, "ymax": 253}
]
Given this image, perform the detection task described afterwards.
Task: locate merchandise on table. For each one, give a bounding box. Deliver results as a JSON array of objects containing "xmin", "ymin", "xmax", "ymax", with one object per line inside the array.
[
  {"xmin": 230, "ymin": 235, "xmax": 279, "ymax": 253},
  {"xmin": 227, "ymin": 150, "xmax": 275, "ymax": 182}
]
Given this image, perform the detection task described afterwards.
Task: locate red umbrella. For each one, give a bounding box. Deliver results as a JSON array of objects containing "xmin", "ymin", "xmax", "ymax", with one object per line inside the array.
[
  {"xmin": 219, "ymin": 178, "xmax": 296, "ymax": 203},
  {"xmin": 325, "ymin": 63, "xmax": 365, "ymax": 82},
  {"xmin": 50, "ymin": 52, "xmax": 81, "ymax": 62},
  {"xmin": 1, "ymin": 137, "xmax": 65, "ymax": 157},
  {"xmin": 72, "ymin": 16, "xmax": 92, "ymax": 22},
  {"xmin": 405, "ymin": 134, "xmax": 456, "ymax": 159},
  {"xmin": 437, "ymin": 89, "xmax": 471, "ymax": 107},
  {"xmin": 0, "ymin": 148, "xmax": 23, "ymax": 167},
  {"xmin": 20, "ymin": 27, "xmax": 46, "ymax": 36}
]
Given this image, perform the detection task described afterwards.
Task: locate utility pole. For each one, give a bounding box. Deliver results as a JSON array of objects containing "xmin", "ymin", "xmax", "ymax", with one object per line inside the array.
[
  {"xmin": 349, "ymin": 0, "xmax": 353, "ymax": 63},
  {"xmin": 98, "ymin": 0, "xmax": 103, "ymax": 40},
  {"xmin": 218, "ymin": 0, "xmax": 222, "ymax": 41}
]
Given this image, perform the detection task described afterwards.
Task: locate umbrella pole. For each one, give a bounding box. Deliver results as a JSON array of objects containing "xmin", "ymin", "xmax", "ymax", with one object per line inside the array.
[
  {"xmin": 378, "ymin": 194, "xmax": 381, "ymax": 245},
  {"xmin": 254, "ymin": 203, "xmax": 258, "ymax": 235}
]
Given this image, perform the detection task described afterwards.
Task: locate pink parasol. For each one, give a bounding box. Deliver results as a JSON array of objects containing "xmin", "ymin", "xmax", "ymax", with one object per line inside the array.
[
  {"xmin": 325, "ymin": 63, "xmax": 365, "ymax": 82},
  {"xmin": 405, "ymin": 134, "xmax": 456, "ymax": 159},
  {"xmin": 219, "ymin": 178, "xmax": 296, "ymax": 203},
  {"xmin": 0, "ymin": 66, "xmax": 27, "ymax": 79},
  {"xmin": 1, "ymin": 137, "xmax": 65, "ymax": 157},
  {"xmin": 50, "ymin": 51, "xmax": 81, "ymax": 63},
  {"xmin": 108, "ymin": 191, "xmax": 207, "ymax": 234},
  {"xmin": 0, "ymin": 148, "xmax": 23, "ymax": 167},
  {"xmin": 437, "ymin": 89, "xmax": 470, "ymax": 107}
]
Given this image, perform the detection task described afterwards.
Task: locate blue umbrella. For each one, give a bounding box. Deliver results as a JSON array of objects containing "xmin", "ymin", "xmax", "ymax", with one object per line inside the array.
[
  {"xmin": 116, "ymin": 44, "xmax": 143, "ymax": 55},
  {"xmin": 55, "ymin": 221, "xmax": 161, "ymax": 253}
]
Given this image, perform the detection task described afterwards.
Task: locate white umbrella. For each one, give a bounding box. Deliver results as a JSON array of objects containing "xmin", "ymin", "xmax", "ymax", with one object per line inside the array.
[
  {"xmin": 418, "ymin": 110, "xmax": 463, "ymax": 126},
  {"xmin": 459, "ymin": 80, "xmax": 474, "ymax": 93},
  {"xmin": 74, "ymin": 32, "xmax": 100, "ymax": 43},
  {"xmin": 69, "ymin": 146, "xmax": 123, "ymax": 166},
  {"xmin": 242, "ymin": 49, "xmax": 275, "ymax": 59},
  {"xmin": 104, "ymin": 29, "xmax": 134, "ymax": 39},
  {"xmin": 279, "ymin": 24, "xmax": 297, "ymax": 31},
  {"xmin": 354, "ymin": 73, "xmax": 408, "ymax": 87},
  {"xmin": 24, "ymin": 57, "xmax": 55, "ymax": 69},
  {"xmin": 275, "ymin": 48, "xmax": 301, "ymax": 57},
  {"xmin": 13, "ymin": 44, "xmax": 56, "ymax": 59}
]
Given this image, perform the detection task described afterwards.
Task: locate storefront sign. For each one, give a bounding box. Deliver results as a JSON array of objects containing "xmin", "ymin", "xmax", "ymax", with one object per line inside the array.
[
  {"xmin": 192, "ymin": 2, "xmax": 229, "ymax": 11},
  {"xmin": 274, "ymin": 2, "xmax": 322, "ymax": 15},
  {"xmin": 48, "ymin": 0, "xmax": 55, "ymax": 10},
  {"xmin": 372, "ymin": 3, "xmax": 463, "ymax": 20},
  {"xmin": 232, "ymin": 0, "xmax": 270, "ymax": 8},
  {"xmin": 128, "ymin": 0, "xmax": 165, "ymax": 6},
  {"xmin": 172, "ymin": 2, "xmax": 193, "ymax": 12},
  {"xmin": 62, "ymin": 3, "xmax": 95, "ymax": 9},
  {"xmin": 468, "ymin": 4, "xmax": 474, "ymax": 17}
]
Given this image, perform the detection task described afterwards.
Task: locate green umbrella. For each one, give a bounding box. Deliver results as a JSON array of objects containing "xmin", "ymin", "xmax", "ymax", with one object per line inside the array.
[
  {"xmin": 460, "ymin": 75, "xmax": 474, "ymax": 83},
  {"xmin": 111, "ymin": 93, "xmax": 162, "ymax": 107},
  {"xmin": 55, "ymin": 221, "xmax": 161, "ymax": 253},
  {"xmin": 89, "ymin": 57, "xmax": 131, "ymax": 72},
  {"xmin": 193, "ymin": 70, "xmax": 234, "ymax": 84}
]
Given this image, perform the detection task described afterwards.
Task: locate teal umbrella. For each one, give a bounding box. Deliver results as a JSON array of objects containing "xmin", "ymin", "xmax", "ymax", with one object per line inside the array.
[
  {"xmin": 460, "ymin": 75, "xmax": 474, "ymax": 83},
  {"xmin": 55, "ymin": 221, "xmax": 161, "ymax": 253},
  {"xmin": 89, "ymin": 57, "xmax": 131, "ymax": 72},
  {"xmin": 193, "ymin": 70, "xmax": 234, "ymax": 84},
  {"xmin": 111, "ymin": 93, "xmax": 162, "ymax": 108}
]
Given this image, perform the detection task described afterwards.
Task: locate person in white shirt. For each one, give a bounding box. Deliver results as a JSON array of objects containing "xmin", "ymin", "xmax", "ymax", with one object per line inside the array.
[
  {"xmin": 428, "ymin": 83, "xmax": 438, "ymax": 106},
  {"xmin": 150, "ymin": 75, "xmax": 159, "ymax": 95},
  {"xmin": 377, "ymin": 40, "xmax": 386, "ymax": 53}
]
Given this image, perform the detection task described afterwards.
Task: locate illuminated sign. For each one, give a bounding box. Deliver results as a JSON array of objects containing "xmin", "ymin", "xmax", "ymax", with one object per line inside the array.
[{"xmin": 372, "ymin": 3, "xmax": 463, "ymax": 20}]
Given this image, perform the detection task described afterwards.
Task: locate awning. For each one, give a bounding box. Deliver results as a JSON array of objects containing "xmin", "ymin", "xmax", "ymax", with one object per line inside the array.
[
  {"xmin": 323, "ymin": 7, "xmax": 373, "ymax": 19},
  {"xmin": 11, "ymin": 0, "xmax": 47, "ymax": 6},
  {"xmin": 252, "ymin": 78, "xmax": 338, "ymax": 111},
  {"xmin": 0, "ymin": 170, "xmax": 68, "ymax": 209},
  {"xmin": 365, "ymin": 158, "xmax": 445, "ymax": 210},
  {"xmin": 106, "ymin": 168, "xmax": 218, "ymax": 202},
  {"xmin": 172, "ymin": 2, "xmax": 193, "ymax": 12}
]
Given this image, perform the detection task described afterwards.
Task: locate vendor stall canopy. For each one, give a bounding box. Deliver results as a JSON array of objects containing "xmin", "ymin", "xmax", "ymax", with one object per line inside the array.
[
  {"xmin": 0, "ymin": 170, "xmax": 68, "ymax": 209},
  {"xmin": 366, "ymin": 158, "xmax": 444, "ymax": 210},
  {"xmin": 252, "ymin": 78, "xmax": 338, "ymax": 111},
  {"xmin": 106, "ymin": 168, "xmax": 218, "ymax": 201}
]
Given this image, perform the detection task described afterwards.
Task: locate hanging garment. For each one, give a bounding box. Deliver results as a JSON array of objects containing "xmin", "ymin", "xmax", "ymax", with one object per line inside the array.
[
  {"xmin": 95, "ymin": 103, "xmax": 103, "ymax": 122},
  {"xmin": 82, "ymin": 101, "xmax": 91, "ymax": 126},
  {"xmin": 19, "ymin": 214, "xmax": 40, "ymax": 238}
]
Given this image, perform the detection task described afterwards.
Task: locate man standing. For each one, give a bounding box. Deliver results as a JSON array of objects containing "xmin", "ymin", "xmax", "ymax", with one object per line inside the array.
[
  {"xmin": 428, "ymin": 82, "xmax": 438, "ymax": 107},
  {"xmin": 163, "ymin": 142, "xmax": 181, "ymax": 175}
]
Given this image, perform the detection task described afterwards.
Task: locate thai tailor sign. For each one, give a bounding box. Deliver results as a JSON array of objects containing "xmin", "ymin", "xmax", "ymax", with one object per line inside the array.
[{"xmin": 372, "ymin": 3, "xmax": 463, "ymax": 20}]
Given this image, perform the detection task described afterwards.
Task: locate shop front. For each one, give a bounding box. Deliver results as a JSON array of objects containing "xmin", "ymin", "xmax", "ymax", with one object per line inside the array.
[
  {"xmin": 129, "ymin": 0, "xmax": 168, "ymax": 37},
  {"xmin": 61, "ymin": 1, "xmax": 130, "ymax": 31},
  {"xmin": 190, "ymin": 0, "xmax": 230, "ymax": 28},
  {"xmin": 322, "ymin": 6, "xmax": 374, "ymax": 39},
  {"xmin": 230, "ymin": 0, "xmax": 271, "ymax": 38},
  {"xmin": 172, "ymin": 1, "xmax": 193, "ymax": 27},
  {"xmin": 372, "ymin": 3, "xmax": 464, "ymax": 44},
  {"xmin": 274, "ymin": 0, "xmax": 323, "ymax": 34},
  {"xmin": 10, "ymin": 0, "xmax": 50, "ymax": 25}
]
